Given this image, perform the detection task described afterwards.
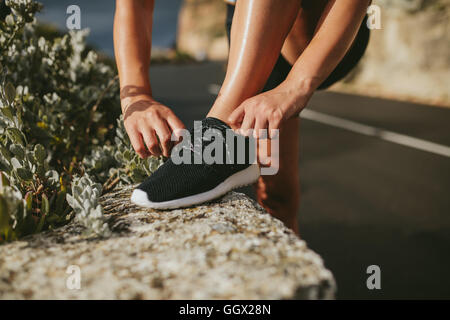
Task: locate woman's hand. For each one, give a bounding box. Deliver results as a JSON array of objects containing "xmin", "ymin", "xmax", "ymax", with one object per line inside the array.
[
  {"xmin": 122, "ymin": 95, "xmax": 185, "ymax": 158},
  {"xmin": 228, "ymin": 79, "xmax": 315, "ymax": 138}
]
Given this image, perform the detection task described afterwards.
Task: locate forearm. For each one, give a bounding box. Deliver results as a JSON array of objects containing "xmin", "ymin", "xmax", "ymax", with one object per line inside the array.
[
  {"xmin": 285, "ymin": 0, "xmax": 370, "ymax": 93},
  {"xmin": 114, "ymin": 0, "xmax": 154, "ymax": 110}
]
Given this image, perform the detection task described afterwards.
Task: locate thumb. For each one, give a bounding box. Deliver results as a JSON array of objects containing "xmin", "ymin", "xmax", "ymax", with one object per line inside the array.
[{"xmin": 228, "ymin": 104, "xmax": 245, "ymax": 126}]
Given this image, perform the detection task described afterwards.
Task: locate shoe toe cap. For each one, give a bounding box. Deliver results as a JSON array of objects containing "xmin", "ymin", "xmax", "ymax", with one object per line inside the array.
[{"xmin": 130, "ymin": 189, "xmax": 151, "ymax": 206}]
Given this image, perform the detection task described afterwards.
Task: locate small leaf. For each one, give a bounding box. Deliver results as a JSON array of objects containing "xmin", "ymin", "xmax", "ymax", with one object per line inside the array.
[
  {"xmin": 66, "ymin": 193, "xmax": 74, "ymax": 208},
  {"xmin": 0, "ymin": 195, "xmax": 10, "ymax": 231},
  {"xmin": 10, "ymin": 144, "xmax": 24, "ymax": 161},
  {"xmin": 123, "ymin": 150, "xmax": 132, "ymax": 161},
  {"xmin": 0, "ymin": 145, "xmax": 11, "ymax": 161},
  {"xmin": 6, "ymin": 128, "xmax": 25, "ymax": 145},
  {"xmin": 16, "ymin": 109, "xmax": 23, "ymax": 125},
  {"xmin": 0, "ymin": 172, "xmax": 10, "ymax": 188},
  {"xmin": 1, "ymin": 107, "xmax": 14, "ymax": 121},
  {"xmin": 33, "ymin": 144, "xmax": 46, "ymax": 164},
  {"xmin": 25, "ymin": 152, "xmax": 34, "ymax": 164},
  {"xmin": 36, "ymin": 212, "xmax": 46, "ymax": 233},
  {"xmin": 131, "ymin": 168, "xmax": 146, "ymax": 182},
  {"xmin": 16, "ymin": 168, "xmax": 32, "ymax": 181},
  {"xmin": 10, "ymin": 157, "xmax": 22, "ymax": 169},
  {"xmin": 55, "ymin": 190, "xmax": 66, "ymax": 216},
  {"xmin": 41, "ymin": 194, "xmax": 50, "ymax": 216},
  {"xmin": 5, "ymin": 15, "xmax": 14, "ymax": 26},
  {"xmin": 45, "ymin": 170, "xmax": 59, "ymax": 185},
  {"xmin": 5, "ymin": 82, "xmax": 16, "ymax": 105},
  {"xmin": 36, "ymin": 164, "xmax": 45, "ymax": 177},
  {"xmin": 24, "ymin": 191, "xmax": 33, "ymax": 211}
]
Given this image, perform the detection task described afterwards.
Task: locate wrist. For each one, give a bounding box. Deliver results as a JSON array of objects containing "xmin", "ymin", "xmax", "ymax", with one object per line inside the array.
[
  {"xmin": 277, "ymin": 77, "xmax": 319, "ymax": 117},
  {"xmin": 121, "ymin": 93, "xmax": 154, "ymax": 113},
  {"xmin": 284, "ymin": 76, "xmax": 320, "ymax": 97},
  {"xmin": 119, "ymin": 82, "xmax": 152, "ymax": 107}
]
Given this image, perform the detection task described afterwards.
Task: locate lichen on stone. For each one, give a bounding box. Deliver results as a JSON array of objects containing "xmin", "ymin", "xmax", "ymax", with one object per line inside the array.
[{"xmin": 0, "ymin": 185, "xmax": 335, "ymax": 299}]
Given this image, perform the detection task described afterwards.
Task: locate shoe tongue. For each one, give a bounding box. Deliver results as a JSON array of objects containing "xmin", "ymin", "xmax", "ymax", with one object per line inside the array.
[{"xmin": 203, "ymin": 117, "xmax": 231, "ymax": 130}]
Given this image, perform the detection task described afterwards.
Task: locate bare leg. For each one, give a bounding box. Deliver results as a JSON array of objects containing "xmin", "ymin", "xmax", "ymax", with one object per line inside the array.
[
  {"xmin": 208, "ymin": 0, "xmax": 336, "ymax": 235},
  {"xmin": 255, "ymin": 117, "xmax": 301, "ymax": 235},
  {"xmin": 206, "ymin": 0, "xmax": 307, "ymax": 234},
  {"xmin": 207, "ymin": 0, "xmax": 301, "ymax": 122},
  {"xmin": 256, "ymin": 1, "xmax": 333, "ymax": 235}
]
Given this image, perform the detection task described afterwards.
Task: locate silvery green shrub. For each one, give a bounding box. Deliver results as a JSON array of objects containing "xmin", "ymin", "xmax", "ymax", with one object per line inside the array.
[
  {"xmin": 66, "ymin": 174, "xmax": 111, "ymax": 237},
  {"xmin": 83, "ymin": 116, "xmax": 163, "ymax": 187},
  {"xmin": 0, "ymin": 0, "xmax": 161, "ymax": 242}
]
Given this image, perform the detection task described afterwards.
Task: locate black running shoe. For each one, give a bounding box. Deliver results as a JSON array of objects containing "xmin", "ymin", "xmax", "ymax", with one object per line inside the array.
[{"xmin": 131, "ymin": 117, "xmax": 260, "ymax": 209}]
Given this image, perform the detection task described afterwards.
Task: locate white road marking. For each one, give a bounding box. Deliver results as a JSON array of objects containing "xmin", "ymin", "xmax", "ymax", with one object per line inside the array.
[
  {"xmin": 207, "ymin": 83, "xmax": 450, "ymax": 158},
  {"xmin": 300, "ymin": 109, "xmax": 450, "ymax": 158}
]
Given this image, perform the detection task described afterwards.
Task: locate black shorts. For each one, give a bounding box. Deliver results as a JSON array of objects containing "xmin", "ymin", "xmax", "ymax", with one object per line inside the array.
[{"xmin": 225, "ymin": 3, "xmax": 370, "ymax": 91}]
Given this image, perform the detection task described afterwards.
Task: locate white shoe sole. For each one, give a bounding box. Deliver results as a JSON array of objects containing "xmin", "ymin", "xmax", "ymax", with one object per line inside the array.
[{"xmin": 130, "ymin": 163, "xmax": 260, "ymax": 210}]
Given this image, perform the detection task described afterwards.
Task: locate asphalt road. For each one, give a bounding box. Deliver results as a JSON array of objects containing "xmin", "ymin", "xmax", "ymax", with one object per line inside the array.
[{"xmin": 150, "ymin": 61, "xmax": 450, "ymax": 299}]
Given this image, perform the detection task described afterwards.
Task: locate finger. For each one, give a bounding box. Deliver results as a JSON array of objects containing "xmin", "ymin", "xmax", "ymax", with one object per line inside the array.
[
  {"xmin": 128, "ymin": 129, "xmax": 149, "ymax": 158},
  {"xmin": 254, "ymin": 116, "xmax": 268, "ymax": 139},
  {"xmin": 166, "ymin": 114, "xmax": 186, "ymax": 143},
  {"xmin": 268, "ymin": 113, "xmax": 282, "ymax": 139},
  {"xmin": 228, "ymin": 104, "xmax": 245, "ymax": 125},
  {"xmin": 239, "ymin": 113, "xmax": 255, "ymax": 137},
  {"xmin": 154, "ymin": 119, "xmax": 173, "ymax": 158},
  {"xmin": 142, "ymin": 127, "xmax": 161, "ymax": 157}
]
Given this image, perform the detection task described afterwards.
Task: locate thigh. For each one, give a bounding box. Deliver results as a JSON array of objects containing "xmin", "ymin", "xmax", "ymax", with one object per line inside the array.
[{"xmin": 225, "ymin": 2, "xmax": 295, "ymax": 94}]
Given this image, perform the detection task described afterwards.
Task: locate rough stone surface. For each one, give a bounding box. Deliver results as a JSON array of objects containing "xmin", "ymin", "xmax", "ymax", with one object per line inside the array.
[{"xmin": 0, "ymin": 185, "xmax": 335, "ymax": 299}]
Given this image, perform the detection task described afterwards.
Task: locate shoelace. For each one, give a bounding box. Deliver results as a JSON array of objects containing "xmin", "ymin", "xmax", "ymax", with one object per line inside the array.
[{"xmin": 180, "ymin": 121, "xmax": 235, "ymax": 165}]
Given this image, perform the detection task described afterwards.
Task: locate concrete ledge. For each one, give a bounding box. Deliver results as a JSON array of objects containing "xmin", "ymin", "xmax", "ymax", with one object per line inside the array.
[{"xmin": 0, "ymin": 185, "xmax": 335, "ymax": 299}]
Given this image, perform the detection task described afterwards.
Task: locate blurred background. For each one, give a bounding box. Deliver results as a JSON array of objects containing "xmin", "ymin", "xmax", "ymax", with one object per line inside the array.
[
  {"xmin": 37, "ymin": 0, "xmax": 450, "ymax": 106},
  {"xmin": 36, "ymin": 0, "xmax": 450, "ymax": 299}
]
